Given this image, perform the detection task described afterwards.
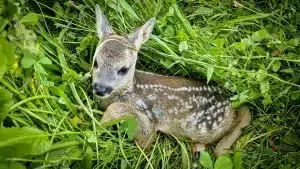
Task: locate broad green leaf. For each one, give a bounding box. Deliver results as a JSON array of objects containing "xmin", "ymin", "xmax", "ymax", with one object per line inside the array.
[
  {"xmin": 20, "ymin": 13, "xmax": 39, "ymax": 25},
  {"xmin": 119, "ymin": 117, "xmax": 138, "ymax": 140},
  {"xmin": 207, "ymin": 66, "xmax": 214, "ymax": 84},
  {"xmin": 41, "ymin": 78, "xmax": 54, "ymax": 87},
  {"xmin": 84, "ymin": 146, "xmax": 93, "ymax": 169},
  {"xmin": 234, "ymin": 151, "xmax": 243, "ymax": 169},
  {"xmin": 179, "ymin": 41, "xmax": 188, "ymax": 53},
  {"xmin": 0, "ymin": 104, "xmax": 9, "ymax": 123},
  {"xmin": 39, "ymin": 55, "xmax": 52, "ymax": 65},
  {"xmin": 87, "ymin": 135, "xmax": 97, "ymax": 143},
  {"xmin": 272, "ymin": 61, "xmax": 281, "ymax": 72},
  {"xmin": 177, "ymin": 31, "xmax": 189, "ymax": 41},
  {"xmin": 260, "ymin": 80, "xmax": 270, "ymax": 94},
  {"xmin": 199, "ymin": 151, "xmax": 213, "ymax": 168},
  {"xmin": 0, "ymin": 16, "xmax": 9, "ymax": 32},
  {"xmin": 6, "ymin": 1, "xmax": 18, "ymax": 17},
  {"xmin": 0, "ymin": 88, "xmax": 12, "ymax": 104},
  {"xmin": 164, "ymin": 25, "xmax": 175, "ymax": 37},
  {"xmin": 47, "ymin": 146, "xmax": 82, "ymax": 160},
  {"xmin": 0, "ymin": 54, "xmax": 7, "ymax": 75},
  {"xmin": 262, "ymin": 94, "xmax": 272, "ymax": 106},
  {"xmin": 251, "ymin": 29, "xmax": 269, "ymax": 42},
  {"xmin": 279, "ymin": 164, "xmax": 291, "ymax": 169},
  {"xmin": 34, "ymin": 62, "xmax": 47, "ymax": 74},
  {"xmin": 0, "ymin": 161, "xmax": 26, "ymax": 169},
  {"xmin": 166, "ymin": 7, "xmax": 174, "ymax": 16},
  {"xmin": 121, "ymin": 159, "xmax": 127, "ymax": 169},
  {"xmin": 254, "ymin": 46, "xmax": 266, "ymax": 55},
  {"xmin": 0, "ymin": 127, "xmax": 51, "ymax": 158},
  {"xmin": 76, "ymin": 34, "xmax": 95, "ymax": 56},
  {"xmin": 127, "ymin": 118, "xmax": 137, "ymax": 140},
  {"xmin": 62, "ymin": 69, "xmax": 82, "ymax": 82},
  {"xmin": 214, "ymin": 155, "xmax": 233, "ymax": 169},
  {"xmin": 0, "ymin": 39, "xmax": 14, "ymax": 75},
  {"xmin": 239, "ymin": 90, "xmax": 250, "ymax": 103},
  {"xmin": 213, "ymin": 38, "xmax": 225, "ymax": 48},
  {"xmin": 0, "ymin": 88, "xmax": 12, "ymax": 123},
  {"xmin": 99, "ymin": 140, "xmax": 117, "ymax": 163},
  {"xmin": 287, "ymin": 38, "xmax": 299, "ymax": 47},
  {"xmin": 21, "ymin": 50, "xmax": 36, "ymax": 68},
  {"xmin": 193, "ymin": 7, "xmax": 213, "ymax": 15},
  {"xmin": 233, "ymin": 42, "xmax": 247, "ymax": 51},
  {"xmin": 291, "ymin": 92, "xmax": 299, "ymax": 100}
]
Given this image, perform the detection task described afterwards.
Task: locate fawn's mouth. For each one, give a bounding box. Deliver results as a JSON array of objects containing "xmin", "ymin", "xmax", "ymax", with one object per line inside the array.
[
  {"xmin": 93, "ymin": 89, "xmax": 113, "ymax": 98},
  {"xmin": 93, "ymin": 80, "xmax": 134, "ymax": 99}
]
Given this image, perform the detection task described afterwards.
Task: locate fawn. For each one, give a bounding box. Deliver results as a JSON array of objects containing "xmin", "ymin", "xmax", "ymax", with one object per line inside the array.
[{"xmin": 92, "ymin": 4, "xmax": 251, "ymax": 156}]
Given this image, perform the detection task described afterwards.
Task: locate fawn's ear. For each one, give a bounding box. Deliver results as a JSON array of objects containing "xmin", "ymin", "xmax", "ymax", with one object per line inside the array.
[
  {"xmin": 127, "ymin": 18, "xmax": 156, "ymax": 50},
  {"xmin": 95, "ymin": 4, "xmax": 115, "ymax": 40}
]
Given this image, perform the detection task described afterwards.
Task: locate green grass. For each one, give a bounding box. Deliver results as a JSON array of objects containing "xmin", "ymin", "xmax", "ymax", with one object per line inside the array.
[{"xmin": 0, "ymin": 0, "xmax": 300, "ymax": 168}]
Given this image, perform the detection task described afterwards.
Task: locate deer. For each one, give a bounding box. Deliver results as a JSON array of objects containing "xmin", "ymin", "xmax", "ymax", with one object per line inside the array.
[{"xmin": 91, "ymin": 4, "xmax": 251, "ymax": 157}]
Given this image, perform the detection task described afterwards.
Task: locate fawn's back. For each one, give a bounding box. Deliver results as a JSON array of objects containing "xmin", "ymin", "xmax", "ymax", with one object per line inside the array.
[{"xmin": 130, "ymin": 70, "xmax": 236, "ymax": 143}]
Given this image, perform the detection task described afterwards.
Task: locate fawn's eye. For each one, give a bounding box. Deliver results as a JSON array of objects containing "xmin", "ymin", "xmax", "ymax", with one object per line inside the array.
[{"xmin": 118, "ymin": 66, "xmax": 129, "ymax": 75}]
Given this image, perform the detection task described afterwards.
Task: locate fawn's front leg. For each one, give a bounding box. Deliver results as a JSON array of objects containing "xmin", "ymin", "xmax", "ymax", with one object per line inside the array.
[{"xmin": 101, "ymin": 102, "xmax": 157, "ymax": 148}]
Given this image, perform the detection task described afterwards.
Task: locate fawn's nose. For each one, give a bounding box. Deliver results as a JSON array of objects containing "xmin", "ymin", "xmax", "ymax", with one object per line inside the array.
[{"xmin": 93, "ymin": 84, "xmax": 113, "ymax": 96}]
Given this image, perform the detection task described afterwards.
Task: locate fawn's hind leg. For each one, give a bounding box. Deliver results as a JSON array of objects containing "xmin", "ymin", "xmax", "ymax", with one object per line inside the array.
[{"xmin": 214, "ymin": 106, "xmax": 251, "ymax": 157}]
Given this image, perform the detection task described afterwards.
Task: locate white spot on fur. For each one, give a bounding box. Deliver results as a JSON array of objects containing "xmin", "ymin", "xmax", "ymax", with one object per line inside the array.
[
  {"xmin": 200, "ymin": 127, "xmax": 206, "ymax": 133},
  {"xmin": 212, "ymin": 122, "xmax": 218, "ymax": 129},
  {"xmin": 136, "ymin": 99, "xmax": 148, "ymax": 109},
  {"xmin": 207, "ymin": 86, "xmax": 212, "ymax": 92},
  {"xmin": 213, "ymin": 113, "xmax": 218, "ymax": 118},
  {"xmin": 218, "ymin": 116, "xmax": 223, "ymax": 122},
  {"xmin": 147, "ymin": 94, "xmax": 157, "ymax": 101},
  {"xmin": 138, "ymin": 84, "xmax": 144, "ymax": 89}
]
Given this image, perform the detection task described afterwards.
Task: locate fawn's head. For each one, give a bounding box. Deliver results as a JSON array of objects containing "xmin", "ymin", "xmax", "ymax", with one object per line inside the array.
[{"xmin": 92, "ymin": 4, "xmax": 155, "ymax": 97}]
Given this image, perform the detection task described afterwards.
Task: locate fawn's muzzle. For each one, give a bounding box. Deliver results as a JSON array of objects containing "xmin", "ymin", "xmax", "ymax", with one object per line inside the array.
[{"xmin": 93, "ymin": 83, "xmax": 113, "ymax": 96}]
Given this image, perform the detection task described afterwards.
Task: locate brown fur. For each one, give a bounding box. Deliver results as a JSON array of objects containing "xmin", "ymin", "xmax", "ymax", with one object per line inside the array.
[{"xmin": 93, "ymin": 4, "xmax": 251, "ymax": 156}]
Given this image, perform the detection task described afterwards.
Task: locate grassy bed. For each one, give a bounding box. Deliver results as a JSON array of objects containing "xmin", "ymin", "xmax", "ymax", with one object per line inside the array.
[{"xmin": 0, "ymin": 0, "xmax": 300, "ymax": 168}]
